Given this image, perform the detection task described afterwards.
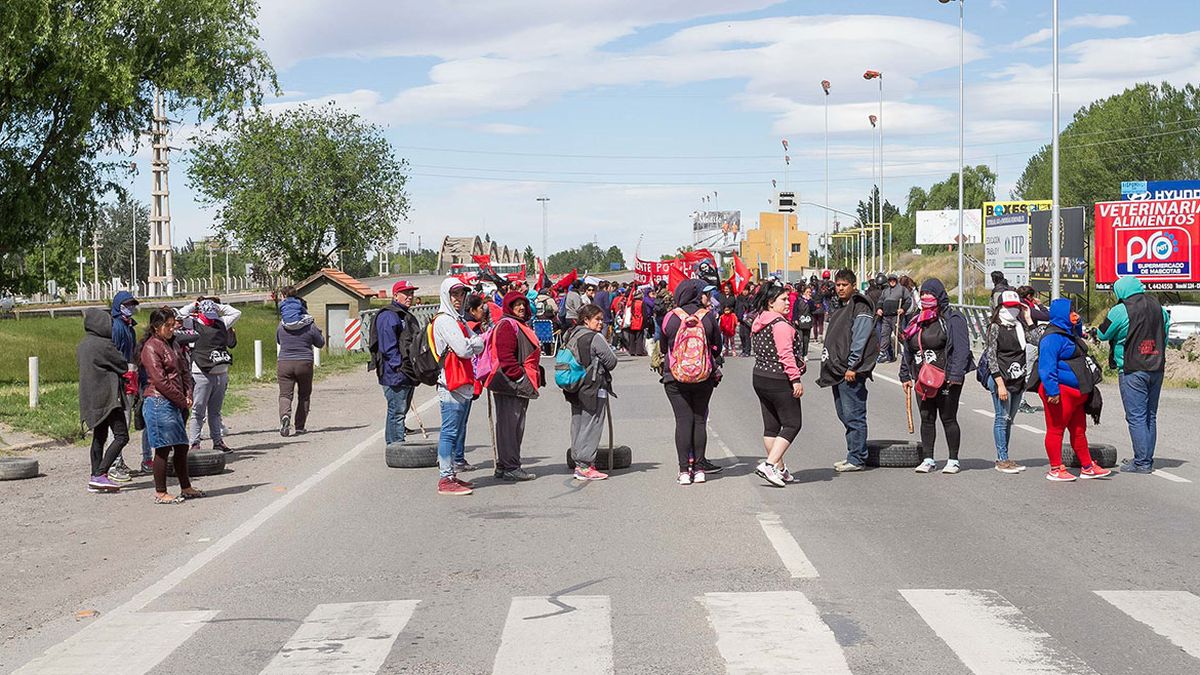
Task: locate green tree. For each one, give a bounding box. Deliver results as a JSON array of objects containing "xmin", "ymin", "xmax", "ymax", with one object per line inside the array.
[
  {"xmin": 0, "ymin": 0, "xmax": 276, "ymax": 290},
  {"xmin": 523, "ymin": 245, "xmax": 535, "ymax": 271},
  {"xmin": 187, "ymin": 103, "xmax": 410, "ymax": 279},
  {"xmin": 95, "ymin": 201, "xmax": 150, "ymax": 285}
]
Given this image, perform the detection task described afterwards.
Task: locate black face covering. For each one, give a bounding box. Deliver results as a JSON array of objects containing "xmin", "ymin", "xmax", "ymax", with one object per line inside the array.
[{"xmin": 674, "ymin": 279, "xmax": 705, "ymax": 310}]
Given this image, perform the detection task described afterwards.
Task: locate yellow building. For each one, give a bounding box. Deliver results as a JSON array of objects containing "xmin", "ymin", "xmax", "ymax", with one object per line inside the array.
[{"xmin": 740, "ymin": 212, "xmax": 809, "ymax": 278}]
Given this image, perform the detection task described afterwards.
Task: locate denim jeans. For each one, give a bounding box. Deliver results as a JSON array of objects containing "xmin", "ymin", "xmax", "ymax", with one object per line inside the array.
[
  {"xmin": 437, "ymin": 397, "xmax": 472, "ymax": 478},
  {"xmin": 188, "ymin": 371, "xmax": 228, "ymax": 445},
  {"xmin": 988, "ymin": 377, "xmax": 1023, "ymax": 461},
  {"xmin": 1119, "ymin": 370, "xmax": 1164, "ymax": 469},
  {"xmin": 382, "ymin": 384, "xmax": 414, "ymax": 445},
  {"xmin": 832, "ymin": 378, "xmax": 869, "ymax": 466},
  {"xmin": 454, "ymin": 399, "xmax": 473, "ymax": 463}
]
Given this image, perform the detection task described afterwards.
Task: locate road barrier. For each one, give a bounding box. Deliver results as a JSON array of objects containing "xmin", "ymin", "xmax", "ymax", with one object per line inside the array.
[
  {"xmin": 254, "ymin": 340, "xmax": 263, "ymax": 379},
  {"xmin": 345, "ymin": 318, "xmax": 363, "ymax": 351},
  {"xmin": 28, "ymin": 356, "xmax": 38, "ymax": 408}
]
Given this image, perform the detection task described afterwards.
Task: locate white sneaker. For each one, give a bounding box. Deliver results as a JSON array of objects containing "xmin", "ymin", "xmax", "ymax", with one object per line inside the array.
[
  {"xmin": 678, "ymin": 471, "xmax": 692, "ymax": 486},
  {"xmin": 942, "ymin": 459, "xmax": 961, "ymax": 474},
  {"xmin": 780, "ymin": 465, "xmax": 798, "ymax": 483},
  {"xmin": 692, "ymin": 470, "xmax": 706, "ymax": 484},
  {"xmin": 755, "ymin": 461, "xmax": 786, "ymax": 487},
  {"xmin": 915, "ymin": 458, "xmax": 937, "ymax": 473}
]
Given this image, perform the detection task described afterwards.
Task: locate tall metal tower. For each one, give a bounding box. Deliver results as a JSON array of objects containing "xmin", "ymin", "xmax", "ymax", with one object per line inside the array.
[{"xmin": 148, "ymin": 92, "xmax": 175, "ymax": 296}]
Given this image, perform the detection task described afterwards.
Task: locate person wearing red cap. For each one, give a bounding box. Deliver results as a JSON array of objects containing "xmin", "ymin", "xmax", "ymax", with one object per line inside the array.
[
  {"xmin": 985, "ymin": 290, "xmax": 1032, "ymax": 473},
  {"xmin": 372, "ymin": 280, "xmax": 421, "ymax": 447}
]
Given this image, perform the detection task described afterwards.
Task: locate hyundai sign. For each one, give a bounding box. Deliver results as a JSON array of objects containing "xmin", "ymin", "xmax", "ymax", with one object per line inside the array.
[
  {"xmin": 1094, "ymin": 197, "xmax": 1200, "ymax": 290},
  {"xmin": 1120, "ymin": 180, "xmax": 1200, "ymax": 201}
]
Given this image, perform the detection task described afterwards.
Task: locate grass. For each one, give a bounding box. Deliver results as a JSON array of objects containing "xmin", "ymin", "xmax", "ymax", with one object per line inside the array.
[{"xmin": 0, "ymin": 302, "xmax": 369, "ymax": 442}]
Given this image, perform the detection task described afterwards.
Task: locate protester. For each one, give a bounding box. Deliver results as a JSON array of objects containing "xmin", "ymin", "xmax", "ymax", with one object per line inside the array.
[
  {"xmin": 563, "ymin": 304, "xmax": 618, "ymax": 481},
  {"xmin": 489, "ymin": 291, "xmax": 543, "ymax": 482},
  {"xmin": 177, "ymin": 297, "xmax": 240, "ymax": 452},
  {"xmin": 984, "ymin": 290, "xmax": 1030, "ymax": 473},
  {"xmin": 1097, "ymin": 276, "xmax": 1170, "ymax": 474},
  {"xmin": 432, "ymin": 279, "xmax": 485, "ymax": 495},
  {"xmin": 109, "ymin": 290, "xmax": 140, "ymax": 477},
  {"xmin": 78, "ymin": 309, "xmax": 132, "ymax": 493},
  {"xmin": 370, "ymin": 281, "xmax": 417, "ymax": 445},
  {"xmin": 793, "ymin": 285, "xmax": 815, "ymax": 360},
  {"xmin": 138, "ymin": 307, "xmax": 202, "ymax": 503},
  {"xmin": 653, "ymin": 280, "xmax": 673, "ymax": 343},
  {"xmin": 623, "ymin": 287, "xmax": 648, "ymax": 356},
  {"xmin": 1035, "ymin": 298, "xmax": 1111, "ymax": 481},
  {"xmin": 750, "ymin": 283, "xmax": 805, "ymax": 487},
  {"xmin": 876, "ymin": 274, "xmax": 906, "ymax": 363},
  {"xmin": 595, "ymin": 281, "xmax": 613, "ymax": 342},
  {"xmin": 564, "ymin": 280, "xmax": 585, "ymax": 327},
  {"xmin": 277, "ymin": 294, "xmax": 325, "ymax": 437},
  {"xmin": 660, "ymin": 279, "xmax": 723, "ymax": 484},
  {"xmin": 900, "ymin": 279, "xmax": 972, "ymax": 474},
  {"xmin": 812, "ymin": 270, "xmax": 833, "ymax": 340},
  {"xmin": 734, "ymin": 284, "xmax": 754, "ymax": 357},
  {"xmin": 818, "ymin": 269, "xmax": 878, "ymax": 472},
  {"xmin": 989, "ymin": 271, "xmax": 1011, "ymax": 309},
  {"xmin": 1017, "ymin": 285, "xmax": 1050, "ymax": 414},
  {"xmin": 719, "ymin": 305, "xmax": 738, "ymax": 356}
]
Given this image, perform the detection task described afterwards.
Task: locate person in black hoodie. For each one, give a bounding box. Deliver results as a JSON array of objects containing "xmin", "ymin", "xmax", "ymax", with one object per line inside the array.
[
  {"xmin": 77, "ymin": 309, "xmax": 132, "ymax": 493},
  {"xmin": 659, "ymin": 279, "xmax": 724, "ymax": 485},
  {"xmin": 818, "ymin": 269, "xmax": 878, "ymax": 472},
  {"xmin": 899, "ymin": 278, "xmax": 972, "ymax": 474}
]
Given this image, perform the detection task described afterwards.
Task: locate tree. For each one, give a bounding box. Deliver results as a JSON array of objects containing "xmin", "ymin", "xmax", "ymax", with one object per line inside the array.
[
  {"xmin": 94, "ymin": 201, "xmax": 150, "ymax": 285},
  {"xmin": 546, "ymin": 241, "xmax": 627, "ymax": 274},
  {"xmin": 0, "ymin": 0, "xmax": 277, "ymax": 290},
  {"xmin": 523, "ymin": 245, "xmax": 535, "ymax": 270},
  {"xmin": 187, "ymin": 103, "xmax": 410, "ymax": 279}
]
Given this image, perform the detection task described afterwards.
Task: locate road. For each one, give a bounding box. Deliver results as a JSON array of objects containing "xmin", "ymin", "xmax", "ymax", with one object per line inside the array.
[{"xmin": 6, "ymin": 343, "xmax": 1200, "ymax": 674}]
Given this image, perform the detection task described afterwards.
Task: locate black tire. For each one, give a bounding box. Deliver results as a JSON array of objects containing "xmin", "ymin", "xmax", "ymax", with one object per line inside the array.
[
  {"xmin": 565, "ymin": 446, "xmax": 632, "ymax": 471},
  {"xmin": 167, "ymin": 449, "xmax": 227, "ymax": 477},
  {"xmin": 386, "ymin": 440, "xmax": 438, "ymax": 469},
  {"xmin": 865, "ymin": 439, "xmax": 923, "ymax": 468},
  {"xmin": 0, "ymin": 457, "xmax": 38, "ymax": 480},
  {"xmin": 1062, "ymin": 442, "xmax": 1118, "ymax": 469}
]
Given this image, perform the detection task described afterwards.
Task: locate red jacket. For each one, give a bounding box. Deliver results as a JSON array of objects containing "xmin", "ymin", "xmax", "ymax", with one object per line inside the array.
[{"xmin": 719, "ymin": 312, "xmax": 738, "ymax": 337}]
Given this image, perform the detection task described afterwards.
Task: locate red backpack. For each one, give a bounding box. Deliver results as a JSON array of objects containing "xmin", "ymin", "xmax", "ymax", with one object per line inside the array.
[{"xmin": 668, "ymin": 308, "xmax": 712, "ymax": 383}]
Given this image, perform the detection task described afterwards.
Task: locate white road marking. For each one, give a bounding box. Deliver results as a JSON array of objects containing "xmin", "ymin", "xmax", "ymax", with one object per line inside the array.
[
  {"xmin": 1015, "ymin": 424, "xmax": 1046, "ymax": 435},
  {"xmin": 492, "ymin": 596, "xmax": 613, "ymax": 675},
  {"xmin": 14, "ymin": 610, "xmax": 218, "ymax": 674},
  {"xmin": 260, "ymin": 600, "xmax": 419, "ymax": 674},
  {"xmin": 700, "ymin": 591, "xmax": 850, "ymax": 674},
  {"xmin": 1152, "ymin": 469, "xmax": 1192, "ymax": 483},
  {"xmin": 707, "ymin": 425, "xmax": 738, "ymax": 460},
  {"xmin": 901, "ymin": 589, "xmax": 1096, "ymax": 674},
  {"xmin": 874, "ymin": 373, "xmax": 902, "ymax": 386},
  {"xmin": 973, "ymin": 408, "xmax": 996, "ymax": 418},
  {"xmin": 1096, "ymin": 590, "xmax": 1200, "ymax": 660},
  {"xmin": 756, "ymin": 512, "xmax": 819, "ymax": 579}
]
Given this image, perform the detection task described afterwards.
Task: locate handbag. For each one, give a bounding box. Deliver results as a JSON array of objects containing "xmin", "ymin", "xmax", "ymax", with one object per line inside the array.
[{"xmin": 914, "ymin": 328, "xmax": 946, "ymax": 400}]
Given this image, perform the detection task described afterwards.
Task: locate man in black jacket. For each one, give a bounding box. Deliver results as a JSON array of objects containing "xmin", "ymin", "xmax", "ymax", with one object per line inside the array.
[{"xmin": 818, "ymin": 269, "xmax": 879, "ymax": 472}]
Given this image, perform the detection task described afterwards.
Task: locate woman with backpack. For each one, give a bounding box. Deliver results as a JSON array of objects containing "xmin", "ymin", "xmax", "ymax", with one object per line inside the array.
[
  {"xmin": 899, "ymin": 279, "xmax": 972, "ymax": 475},
  {"xmin": 984, "ymin": 290, "xmax": 1031, "ymax": 474},
  {"xmin": 432, "ymin": 279, "xmax": 485, "ymax": 496},
  {"xmin": 561, "ymin": 304, "xmax": 618, "ymax": 480},
  {"xmin": 659, "ymin": 279, "xmax": 723, "ymax": 485},
  {"xmin": 1034, "ymin": 298, "xmax": 1111, "ymax": 482},
  {"xmin": 750, "ymin": 283, "xmax": 806, "ymax": 487}
]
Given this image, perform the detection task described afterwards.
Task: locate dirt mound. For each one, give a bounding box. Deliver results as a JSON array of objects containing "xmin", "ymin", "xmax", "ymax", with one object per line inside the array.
[{"xmin": 1165, "ymin": 335, "xmax": 1200, "ymax": 384}]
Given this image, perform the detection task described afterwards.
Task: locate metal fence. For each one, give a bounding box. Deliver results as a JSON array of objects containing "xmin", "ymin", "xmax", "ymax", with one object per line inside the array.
[
  {"xmin": 19, "ymin": 275, "xmax": 290, "ymax": 306},
  {"xmin": 951, "ymin": 304, "xmax": 991, "ymax": 346}
]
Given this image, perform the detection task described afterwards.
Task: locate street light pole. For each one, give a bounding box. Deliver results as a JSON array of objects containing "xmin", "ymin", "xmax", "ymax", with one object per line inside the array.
[
  {"xmin": 940, "ymin": 0, "xmax": 966, "ymax": 303},
  {"xmin": 537, "ymin": 196, "xmax": 550, "ymax": 265},
  {"xmin": 1051, "ymin": 0, "xmax": 1062, "ymax": 298},
  {"xmin": 822, "ymin": 80, "xmax": 831, "ymax": 271}
]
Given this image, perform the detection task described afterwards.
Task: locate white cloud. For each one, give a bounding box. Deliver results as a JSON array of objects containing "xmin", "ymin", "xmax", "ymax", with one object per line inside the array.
[
  {"xmin": 472, "ymin": 123, "xmax": 539, "ymax": 135},
  {"xmin": 1010, "ymin": 14, "xmax": 1133, "ymax": 49}
]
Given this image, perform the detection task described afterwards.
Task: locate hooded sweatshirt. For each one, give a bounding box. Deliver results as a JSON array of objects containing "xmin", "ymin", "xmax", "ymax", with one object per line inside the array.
[
  {"xmin": 1037, "ymin": 298, "xmax": 1084, "ymax": 397},
  {"xmin": 1097, "ymin": 276, "xmax": 1170, "ymax": 372},
  {"xmin": 77, "ymin": 308, "xmax": 128, "ymax": 429},
  {"xmin": 494, "ymin": 291, "xmax": 539, "ymax": 382},
  {"xmin": 110, "ymin": 290, "xmax": 138, "ymax": 363},
  {"xmin": 751, "ymin": 310, "xmax": 804, "ymax": 383},
  {"xmin": 898, "ymin": 279, "xmax": 972, "ymax": 385},
  {"xmin": 432, "ymin": 277, "xmax": 484, "ymax": 398},
  {"xmin": 658, "ymin": 279, "xmax": 722, "ymax": 384}
]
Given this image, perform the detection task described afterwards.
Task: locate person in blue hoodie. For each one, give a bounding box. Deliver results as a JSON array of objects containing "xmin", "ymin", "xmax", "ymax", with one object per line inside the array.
[
  {"xmin": 1036, "ymin": 298, "xmax": 1111, "ymax": 482},
  {"xmin": 1097, "ymin": 276, "xmax": 1170, "ymax": 474},
  {"xmin": 109, "ymin": 290, "xmax": 139, "ymax": 477}
]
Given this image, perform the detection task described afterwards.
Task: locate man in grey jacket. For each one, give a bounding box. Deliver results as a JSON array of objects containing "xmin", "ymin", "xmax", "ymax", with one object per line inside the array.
[
  {"xmin": 875, "ymin": 274, "xmax": 907, "ymax": 363},
  {"xmin": 564, "ymin": 281, "xmax": 585, "ymax": 326}
]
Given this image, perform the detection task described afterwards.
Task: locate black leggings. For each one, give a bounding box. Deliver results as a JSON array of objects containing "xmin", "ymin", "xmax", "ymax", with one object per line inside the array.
[
  {"xmin": 664, "ymin": 380, "xmax": 714, "ymax": 471},
  {"xmin": 753, "ymin": 374, "xmax": 803, "ymax": 442},
  {"xmin": 89, "ymin": 408, "xmax": 129, "ymax": 476},
  {"xmin": 798, "ymin": 329, "xmax": 811, "ymax": 359},
  {"xmin": 153, "ymin": 445, "xmax": 191, "ymax": 493},
  {"xmin": 918, "ymin": 384, "xmax": 962, "ymax": 460}
]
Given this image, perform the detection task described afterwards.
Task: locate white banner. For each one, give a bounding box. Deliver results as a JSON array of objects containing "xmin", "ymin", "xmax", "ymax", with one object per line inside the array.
[
  {"xmin": 983, "ymin": 215, "xmax": 1029, "ymax": 286},
  {"xmin": 917, "ymin": 209, "xmax": 982, "ymax": 245}
]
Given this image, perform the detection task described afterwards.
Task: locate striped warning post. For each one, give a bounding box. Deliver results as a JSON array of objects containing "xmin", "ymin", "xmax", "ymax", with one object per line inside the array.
[{"xmin": 345, "ymin": 317, "xmax": 363, "ymax": 351}]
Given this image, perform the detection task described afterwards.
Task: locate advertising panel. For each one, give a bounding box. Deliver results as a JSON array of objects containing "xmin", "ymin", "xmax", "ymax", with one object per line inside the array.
[
  {"xmin": 983, "ymin": 214, "xmax": 1030, "ymax": 286},
  {"xmin": 1120, "ymin": 180, "xmax": 1200, "ymax": 201},
  {"xmin": 916, "ymin": 209, "xmax": 982, "ymax": 245},
  {"xmin": 982, "ymin": 200, "xmax": 1053, "ymax": 222},
  {"xmin": 692, "ymin": 210, "xmax": 741, "ymax": 250},
  {"xmin": 1029, "ymin": 207, "xmax": 1086, "ymax": 294},
  {"xmin": 1094, "ymin": 198, "xmax": 1200, "ymax": 290}
]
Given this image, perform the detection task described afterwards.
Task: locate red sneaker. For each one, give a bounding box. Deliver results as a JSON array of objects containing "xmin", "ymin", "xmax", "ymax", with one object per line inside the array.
[
  {"xmin": 1079, "ymin": 464, "xmax": 1112, "ymax": 479},
  {"xmin": 454, "ymin": 476, "xmax": 475, "ymax": 488},
  {"xmin": 438, "ymin": 477, "xmax": 473, "ymax": 495},
  {"xmin": 1045, "ymin": 466, "xmax": 1077, "ymax": 482},
  {"xmin": 573, "ymin": 465, "xmax": 609, "ymax": 481}
]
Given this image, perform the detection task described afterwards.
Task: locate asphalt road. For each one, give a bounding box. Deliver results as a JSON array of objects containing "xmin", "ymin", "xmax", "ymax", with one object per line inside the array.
[{"xmin": 8, "ymin": 342, "xmax": 1200, "ymax": 674}]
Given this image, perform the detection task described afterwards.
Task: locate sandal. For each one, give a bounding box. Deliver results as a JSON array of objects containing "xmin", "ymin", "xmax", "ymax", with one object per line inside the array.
[
  {"xmin": 154, "ymin": 493, "xmax": 185, "ymax": 504},
  {"xmin": 180, "ymin": 488, "xmax": 207, "ymax": 499}
]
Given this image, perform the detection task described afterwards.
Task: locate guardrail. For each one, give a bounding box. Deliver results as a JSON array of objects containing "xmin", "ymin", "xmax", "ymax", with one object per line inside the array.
[{"xmin": 951, "ymin": 304, "xmax": 991, "ymax": 346}]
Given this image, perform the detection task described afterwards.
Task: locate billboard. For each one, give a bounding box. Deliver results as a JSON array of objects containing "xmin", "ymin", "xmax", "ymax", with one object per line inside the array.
[
  {"xmin": 984, "ymin": 214, "xmax": 1029, "ymax": 286},
  {"xmin": 1095, "ymin": 198, "xmax": 1200, "ymax": 290},
  {"xmin": 982, "ymin": 200, "xmax": 1052, "ymax": 224},
  {"xmin": 1120, "ymin": 180, "xmax": 1200, "ymax": 201},
  {"xmin": 692, "ymin": 210, "xmax": 741, "ymax": 251},
  {"xmin": 916, "ymin": 209, "xmax": 982, "ymax": 245},
  {"xmin": 1029, "ymin": 207, "xmax": 1087, "ymax": 295}
]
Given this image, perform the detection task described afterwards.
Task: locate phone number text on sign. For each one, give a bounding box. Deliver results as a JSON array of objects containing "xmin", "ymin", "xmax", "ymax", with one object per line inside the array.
[{"xmin": 1094, "ymin": 198, "xmax": 1200, "ymax": 289}]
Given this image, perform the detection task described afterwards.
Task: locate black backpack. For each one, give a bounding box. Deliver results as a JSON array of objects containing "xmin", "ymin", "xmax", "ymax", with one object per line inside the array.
[
  {"xmin": 404, "ymin": 315, "xmax": 444, "ymax": 386},
  {"xmin": 368, "ymin": 307, "xmax": 422, "ymax": 380}
]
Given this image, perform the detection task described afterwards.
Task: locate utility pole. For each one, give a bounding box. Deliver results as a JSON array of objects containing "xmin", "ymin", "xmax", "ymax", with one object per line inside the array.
[
  {"xmin": 537, "ymin": 196, "xmax": 550, "ymax": 264},
  {"xmin": 148, "ymin": 91, "xmax": 175, "ymax": 296}
]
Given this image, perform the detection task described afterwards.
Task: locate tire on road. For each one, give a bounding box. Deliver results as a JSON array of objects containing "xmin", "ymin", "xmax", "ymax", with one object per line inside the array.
[
  {"xmin": 386, "ymin": 440, "xmax": 438, "ymax": 469},
  {"xmin": 0, "ymin": 457, "xmax": 39, "ymax": 480},
  {"xmin": 167, "ymin": 449, "xmax": 227, "ymax": 477},
  {"xmin": 865, "ymin": 439, "xmax": 923, "ymax": 468},
  {"xmin": 565, "ymin": 446, "xmax": 632, "ymax": 471},
  {"xmin": 1061, "ymin": 442, "xmax": 1118, "ymax": 469}
]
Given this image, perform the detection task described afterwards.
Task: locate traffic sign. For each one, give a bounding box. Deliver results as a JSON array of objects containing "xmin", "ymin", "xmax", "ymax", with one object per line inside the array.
[{"xmin": 777, "ymin": 191, "xmax": 796, "ymax": 213}]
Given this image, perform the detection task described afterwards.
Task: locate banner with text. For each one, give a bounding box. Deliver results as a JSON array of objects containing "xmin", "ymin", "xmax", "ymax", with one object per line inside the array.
[
  {"xmin": 984, "ymin": 214, "xmax": 1030, "ymax": 286},
  {"xmin": 1095, "ymin": 198, "xmax": 1200, "ymax": 290}
]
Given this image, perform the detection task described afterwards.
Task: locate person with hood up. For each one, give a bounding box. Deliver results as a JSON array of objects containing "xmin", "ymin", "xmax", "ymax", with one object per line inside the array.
[
  {"xmin": 1097, "ymin": 276, "xmax": 1170, "ymax": 474},
  {"xmin": 78, "ymin": 308, "xmax": 133, "ymax": 492},
  {"xmin": 370, "ymin": 281, "xmax": 418, "ymax": 445},
  {"xmin": 277, "ymin": 293, "xmax": 325, "ymax": 437},
  {"xmin": 750, "ymin": 283, "xmax": 806, "ymax": 487},
  {"xmin": 1035, "ymin": 298, "xmax": 1111, "ymax": 481},
  {"xmin": 659, "ymin": 279, "xmax": 724, "ymax": 485},
  {"xmin": 899, "ymin": 278, "xmax": 972, "ymax": 474},
  {"xmin": 433, "ymin": 278, "xmax": 485, "ymax": 495},
  {"xmin": 109, "ymin": 290, "xmax": 139, "ymax": 478},
  {"xmin": 819, "ymin": 269, "xmax": 879, "ymax": 472},
  {"xmin": 138, "ymin": 307, "xmax": 203, "ymax": 503},
  {"xmin": 985, "ymin": 291, "xmax": 1032, "ymax": 474},
  {"xmin": 563, "ymin": 304, "xmax": 618, "ymax": 480},
  {"xmin": 178, "ymin": 297, "xmax": 241, "ymax": 452},
  {"xmin": 488, "ymin": 290, "xmax": 543, "ymax": 481}
]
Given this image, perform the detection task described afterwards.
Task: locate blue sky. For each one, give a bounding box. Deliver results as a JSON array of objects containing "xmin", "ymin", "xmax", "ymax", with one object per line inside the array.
[{"xmin": 138, "ymin": 0, "xmax": 1200, "ymax": 262}]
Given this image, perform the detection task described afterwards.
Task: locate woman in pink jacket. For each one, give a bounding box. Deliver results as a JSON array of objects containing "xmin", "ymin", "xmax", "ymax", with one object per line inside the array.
[{"xmin": 751, "ymin": 282, "xmax": 806, "ymax": 487}]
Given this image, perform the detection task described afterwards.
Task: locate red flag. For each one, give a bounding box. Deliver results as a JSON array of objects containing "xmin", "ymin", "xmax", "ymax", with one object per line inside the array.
[
  {"xmin": 552, "ymin": 268, "xmax": 578, "ymax": 293},
  {"xmin": 727, "ymin": 254, "xmax": 750, "ymax": 295},
  {"xmin": 471, "ymin": 254, "xmax": 492, "ymax": 269},
  {"xmin": 535, "ymin": 258, "xmax": 552, "ymax": 291},
  {"xmin": 680, "ymin": 248, "xmax": 715, "ymax": 265},
  {"xmin": 667, "ymin": 260, "xmax": 689, "ymax": 293}
]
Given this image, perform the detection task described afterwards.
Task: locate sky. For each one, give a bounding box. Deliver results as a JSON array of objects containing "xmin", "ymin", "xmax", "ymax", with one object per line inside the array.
[{"xmin": 132, "ymin": 0, "xmax": 1200, "ymax": 264}]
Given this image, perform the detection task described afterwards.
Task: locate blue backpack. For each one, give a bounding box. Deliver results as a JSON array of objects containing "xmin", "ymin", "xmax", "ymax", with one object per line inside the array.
[{"xmin": 554, "ymin": 331, "xmax": 589, "ymax": 392}]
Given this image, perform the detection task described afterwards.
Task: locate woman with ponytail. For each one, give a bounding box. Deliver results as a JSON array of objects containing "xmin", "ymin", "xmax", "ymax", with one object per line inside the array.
[{"xmin": 750, "ymin": 282, "xmax": 806, "ymax": 487}]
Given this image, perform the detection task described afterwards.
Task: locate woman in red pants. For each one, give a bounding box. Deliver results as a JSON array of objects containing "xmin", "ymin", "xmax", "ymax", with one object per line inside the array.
[{"xmin": 1034, "ymin": 298, "xmax": 1111, "ymax": 482}]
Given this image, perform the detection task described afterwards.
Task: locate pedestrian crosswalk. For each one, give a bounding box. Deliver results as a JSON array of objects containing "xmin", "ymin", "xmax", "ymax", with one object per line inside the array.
[{"xmin": 14, "ymin": 589, "xmax": 1200, "ymax": 673}]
